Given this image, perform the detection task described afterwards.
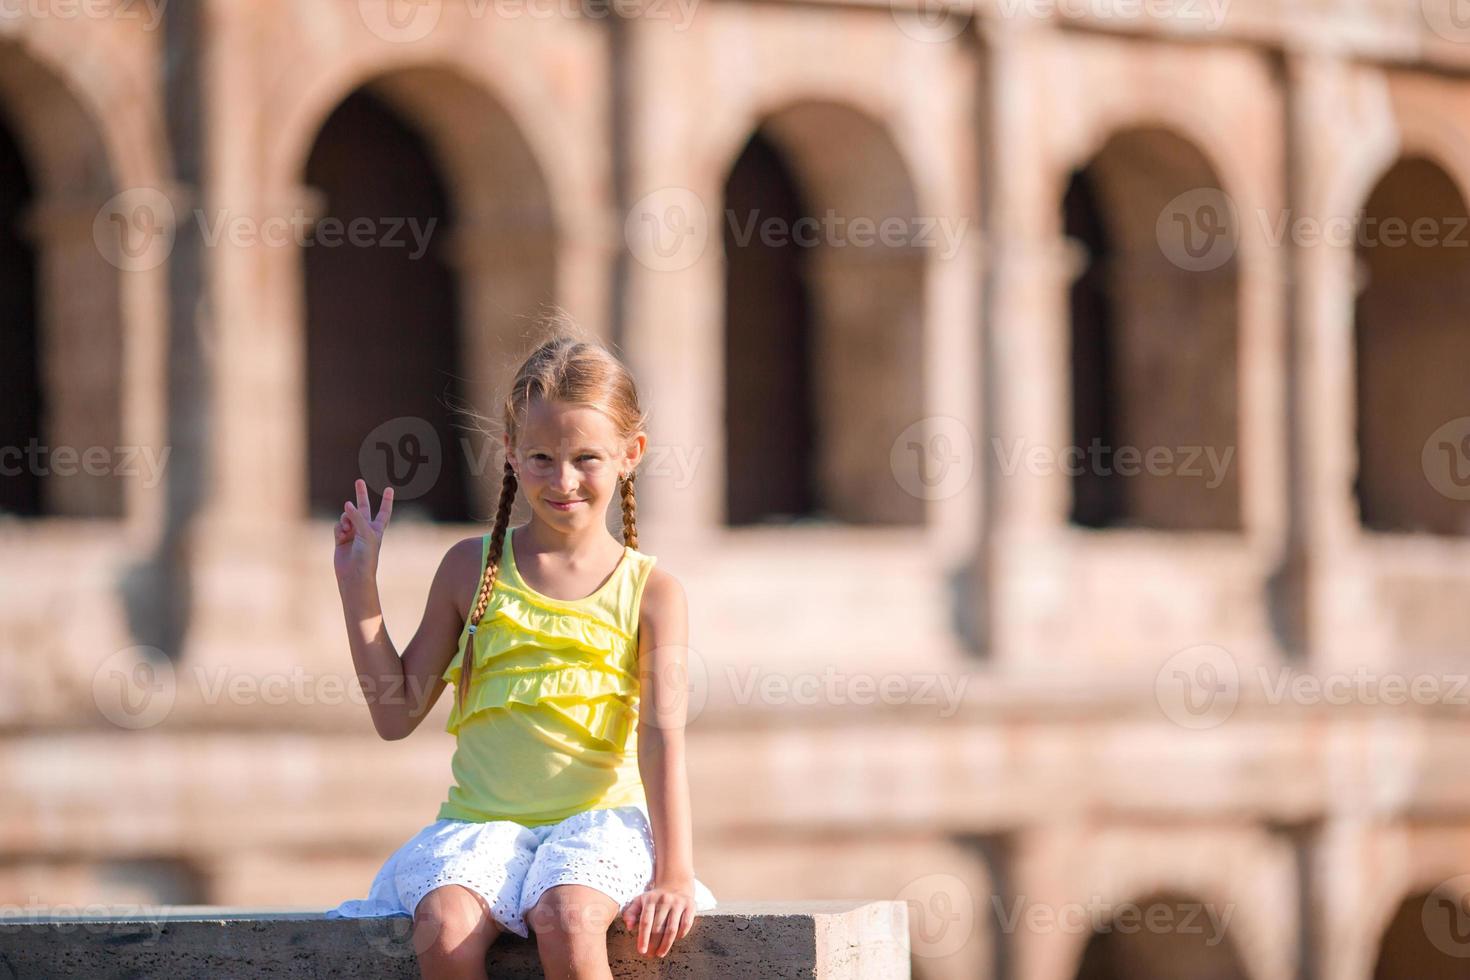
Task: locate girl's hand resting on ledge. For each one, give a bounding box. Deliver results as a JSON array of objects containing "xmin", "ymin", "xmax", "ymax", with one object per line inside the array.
[{"xmin": 623, "ymin": 878, "xmax": 697, "ymax": 959}]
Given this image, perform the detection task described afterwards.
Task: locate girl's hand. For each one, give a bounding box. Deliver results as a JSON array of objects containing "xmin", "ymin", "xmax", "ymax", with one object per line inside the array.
[
  {"xmin": 622, "ymin": 879, "xmax": 697, "ymax": 958},
  {"xmin": 334, "ymin": 478, "xmax": 394, "ymax": 589}
]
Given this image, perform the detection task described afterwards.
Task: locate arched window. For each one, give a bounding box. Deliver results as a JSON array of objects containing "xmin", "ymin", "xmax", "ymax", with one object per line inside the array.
[
  {"xmin": 1065, "ymin": 128, "xmax": 1241, "ymax": 531},
  {"xmin": 721, "ymin": 102, "xmax": 926, "ymax": 528},
  {"xmin": 1073, "ymin": 891, "xmax": 1251, "ymax": 980},
  {"xmin": 303, "ymin": 89, "xmax": 468, "ymax": 521},
  {"xmin": 1354, "ymin": 157, "xmax": 1470, "ymax": 535},
  {"xmin": 0, "ymin": 46, "xmax": 124, "ymax": 518},
  {"xmin": 1372, "ymin": 888, "xmax": 1470, "ymax": 979}
]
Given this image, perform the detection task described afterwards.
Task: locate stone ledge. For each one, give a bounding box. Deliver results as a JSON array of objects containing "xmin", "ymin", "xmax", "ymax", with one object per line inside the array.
[{"xmin": 0, "ymin": 900, "xmax": 909, "ymax": 978}]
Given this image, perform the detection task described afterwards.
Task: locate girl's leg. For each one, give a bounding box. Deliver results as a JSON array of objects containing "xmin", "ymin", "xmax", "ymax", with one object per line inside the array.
[
  {"xmin": 413, "ymin": 884, "xmax": 504, "ymax": 980},
  {"xmin": 526, "ymin": 883, "xmax": 619, "ymax": 980}
]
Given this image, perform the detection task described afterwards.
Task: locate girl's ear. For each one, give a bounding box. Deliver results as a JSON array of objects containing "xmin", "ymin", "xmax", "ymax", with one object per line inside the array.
[{"xmin": 625, "ymin": 431, "xmax": 648, "ymax": 471}]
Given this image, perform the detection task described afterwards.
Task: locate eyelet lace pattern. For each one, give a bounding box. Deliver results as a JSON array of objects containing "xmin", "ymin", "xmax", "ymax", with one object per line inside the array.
[{"xmin": 326, "ymin": 803, "xmax": 717, "ymax": 939}]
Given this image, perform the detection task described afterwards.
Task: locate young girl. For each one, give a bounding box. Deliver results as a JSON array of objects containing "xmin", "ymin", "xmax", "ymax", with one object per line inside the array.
[{"xmin": 325, "ymin": 331, "xmax": 717, "ymax": 979}]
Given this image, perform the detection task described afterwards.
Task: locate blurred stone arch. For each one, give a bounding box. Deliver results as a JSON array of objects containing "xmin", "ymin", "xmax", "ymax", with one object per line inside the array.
[
  {"xmin": 1061, "ymin": 124, "xmax": 1242, "ymax": 531},
  {"xmin": 1370, "ymin": 880, "xmax": 1470, "ymax": 979},
  {"xmin": 0, "ymin": 38, "xmax": 138, "ymax": 518},
  {"xmin": 1070, "ymin": 889, "xmax": 1253, "ymax": 980},
  {"xmin": 278, "ymin": 63, "xmax": 558, "ymax": 523},
  {"xmin": 719, "ymin": 98, "xmax": 926, "ymax": 528},
  {"xmin": 1351, "ymin": 152, "xmax": 1470, "ymax": 536}
]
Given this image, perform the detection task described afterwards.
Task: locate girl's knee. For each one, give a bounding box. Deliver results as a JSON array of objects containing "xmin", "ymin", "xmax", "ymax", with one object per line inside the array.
[
  {"xmin": 530, "ymin": 890, "xmax": 615, "ymax": 977},
  {"xmin": 527, "ymin": 884, "xmax": 619, "ymax": 942},
  {"xmin": 413, "ymin": 884, "xmax": 502, "ymax": 962}
]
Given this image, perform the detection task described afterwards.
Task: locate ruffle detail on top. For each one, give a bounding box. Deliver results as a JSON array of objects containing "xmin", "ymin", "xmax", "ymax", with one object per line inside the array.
[{"xmin": 441, "ymin": 584, "xmax": 639, "ymax": 746}]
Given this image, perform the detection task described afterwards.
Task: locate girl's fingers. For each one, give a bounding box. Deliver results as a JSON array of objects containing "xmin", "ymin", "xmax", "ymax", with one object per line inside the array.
[
  {"xmin": 638, "ymin": 902, "xmax": 655, "ymax": 953},
  {"xmin": 376, "ymin": 486, "xmax": 394, "ymax": 530},
  {"xmin": 355, "ymin": 478, "xmax": 369, "ymax": 515},
  {"xmin": 645, "ymin": 899, "xmax": 673, "ymax": 956},
  {"xmin": 344, "ymin": 501, "xmax": 370, "ymax": 537},
  {"xmin": 657, "ymin": 905, "xmax": 683, "ymax": 956}
]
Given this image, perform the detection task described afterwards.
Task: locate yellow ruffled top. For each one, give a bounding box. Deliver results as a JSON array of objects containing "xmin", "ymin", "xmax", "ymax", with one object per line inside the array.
[{"xmin": 436, "ymin": 525, "xmax": 656, "ymax": 827}]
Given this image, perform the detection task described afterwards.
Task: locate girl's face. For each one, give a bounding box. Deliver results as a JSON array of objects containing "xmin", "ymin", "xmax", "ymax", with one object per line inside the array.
[{"xmin": 506, "ymin": 398, "xmax": 642, "ymax": 530}]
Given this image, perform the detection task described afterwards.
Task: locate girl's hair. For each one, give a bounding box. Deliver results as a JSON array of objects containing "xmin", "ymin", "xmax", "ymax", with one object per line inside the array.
[{"xmin": 459, "ymin": 311, "xmax": 649, "ymax": 717}]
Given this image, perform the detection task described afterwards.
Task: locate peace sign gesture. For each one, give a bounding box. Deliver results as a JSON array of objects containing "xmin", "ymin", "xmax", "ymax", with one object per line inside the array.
[{"xmin": 334, "ymin": 478, "xmax": 395, "ymax": 588}]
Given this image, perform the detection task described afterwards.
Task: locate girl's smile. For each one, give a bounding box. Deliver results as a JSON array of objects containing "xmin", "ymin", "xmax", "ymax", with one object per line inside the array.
[{"xmin": 510, "ymin": 397, "xmax": 640, "ymax": 528}]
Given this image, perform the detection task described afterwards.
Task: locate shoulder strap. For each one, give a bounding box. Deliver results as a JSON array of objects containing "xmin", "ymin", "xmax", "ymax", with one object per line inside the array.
[
  {"xmin": 627, "ymin": 552, "xmax": 658, "ymax": 638},
  {"xmin": 458, "ymin": 532, "xmax": 492, "ymax": 717}
]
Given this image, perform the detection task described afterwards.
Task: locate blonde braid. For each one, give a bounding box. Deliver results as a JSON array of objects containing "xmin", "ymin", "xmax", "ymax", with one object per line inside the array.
[
  {"xmin": 620, "ymin": 470, "xmax": 638, "ymax": 550},
  {"xmin": 460, "ymin": 459, "xmax": 517, "ymax": 719}
]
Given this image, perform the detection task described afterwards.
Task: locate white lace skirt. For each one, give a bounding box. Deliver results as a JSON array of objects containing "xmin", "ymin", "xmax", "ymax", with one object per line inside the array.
[{"xmin": 325, "ymin": 802, "xmax": 718, "ymax": 939}]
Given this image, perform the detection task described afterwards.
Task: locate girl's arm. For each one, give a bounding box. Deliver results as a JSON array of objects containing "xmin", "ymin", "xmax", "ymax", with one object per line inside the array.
[
  {"xmin": 629, "ymin": 567, "xmax": 700, "ymax": 954},
  {"xmin": 334, "ymin": 478, "xmax": 476, "ymax": 741}
]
